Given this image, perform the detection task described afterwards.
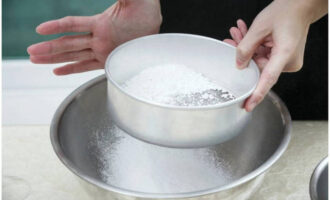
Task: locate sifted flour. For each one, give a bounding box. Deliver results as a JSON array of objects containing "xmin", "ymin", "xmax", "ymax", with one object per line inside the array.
[
  {"xmin": 122, "ymin": 64, "xmax": 235, "ymax": 106},
  {"xmin": 91, "ymin": 125, "xmax": 233, "ymax": 193}
]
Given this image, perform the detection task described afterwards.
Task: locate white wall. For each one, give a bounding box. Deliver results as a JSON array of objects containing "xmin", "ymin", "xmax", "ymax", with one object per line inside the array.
[{"xmin": 3, "ymin": 60, "xmax": 104, "ymax": 125}]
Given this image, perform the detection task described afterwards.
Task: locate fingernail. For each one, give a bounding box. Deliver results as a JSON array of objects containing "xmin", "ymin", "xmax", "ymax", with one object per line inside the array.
[
  {"xmin": 229, "ymin": 27, "xmax": 235, "ymax": 36},
  {"xmin": 36, "ymin": 22, "xmax": 48, "ymax": 33},
  {"xmin": 247, "ymin": 101, "xmax": 257, "ymax": 112},
  {"xmin": 27, "ymin": 42, "xmax": 49, "ymax": 55},
  {"xmin": 236, "ymin": 59, "xmax": 246, "ymax": 69},
  {"xmin": 27, "ymin": 46, "xmax": 33, "ymax": 54},
  {"xmin": 36, "ymin": 24, "xmax": 43, "ymax": 34},
  {"xmin": 29, "ymin": 55, "xmax": 37, "ymax": 63},
  {"xmin": 53, "ymin": 68, "xmax": 60, "ymax": 75},
  {"xmin": 27, "ymin": 44, "xmax": 39, "ymax": 55}
]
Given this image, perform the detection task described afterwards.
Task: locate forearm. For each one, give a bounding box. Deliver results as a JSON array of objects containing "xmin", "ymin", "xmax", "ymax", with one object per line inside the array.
[
  {"xmin": 119, "ymin": 0, "xmax": 161, "ymax": 15},
  {"xmin": 305, "ymin": 0, "xmax": 328, "ymax": 23},
  {"xmin": 110, "ymin": 0, "xmax": 162, "ymax": 28},
  {"xmin": 276, "ymin": 0, "xmax": 328, "ymax": 23}
]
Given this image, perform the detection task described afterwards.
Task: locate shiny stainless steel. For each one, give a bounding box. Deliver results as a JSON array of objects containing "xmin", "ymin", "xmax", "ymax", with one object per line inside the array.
[
  {"xmin": 50, "ymin": 75, "xmax": 291, "ymax": 199},
  {"xmin": 105, "ymin": 33, "xmax": 260, "ymax": 148},
  {"xmin": 310, "ymin": 157, "xmax": 328, "ymax": 200}
]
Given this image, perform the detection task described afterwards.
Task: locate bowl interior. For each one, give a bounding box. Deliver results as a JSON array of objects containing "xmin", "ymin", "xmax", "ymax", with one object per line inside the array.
[
  {"xmin": 311, "ymin": 157, "xmax": 329, "ymax": 200},
  {"xmin": 317, "ymin": 164, "xmax": 328, "ymax": 199},
  {"xmin": 53, "ymin": 77, "xmax": 290, "ymax": 198},
  {"xmin": 106, "ymin": 34, "xmax": 259, "ymax": 99}
]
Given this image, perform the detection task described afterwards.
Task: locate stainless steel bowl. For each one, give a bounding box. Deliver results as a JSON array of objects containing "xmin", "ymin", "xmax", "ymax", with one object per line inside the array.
[
  {"xmin": 310, "ymin": 157, "xmax": 328, "ymax": 200},
  {"xmin": 50, "ymin": 75, "xmax": 291, "ymax": 199},
  {"xmin": 105, "ymin": 33, "xmax": 260, "ymax": 148}
]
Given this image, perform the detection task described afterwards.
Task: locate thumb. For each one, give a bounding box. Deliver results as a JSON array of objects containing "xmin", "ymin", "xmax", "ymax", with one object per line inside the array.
[
  {"xmin": 244, "ymin": 49, "xmax": 288, "ymax": 111},
  {"xmin": 236, "ymin": 22, "xmax": 269, "ymax": 69}
]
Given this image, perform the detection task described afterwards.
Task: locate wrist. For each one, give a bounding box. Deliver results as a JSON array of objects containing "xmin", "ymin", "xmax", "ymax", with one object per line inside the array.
[
  {"xmin": 119, "ymin": 0, "xmax": 162, "ymax": 24},
  {"xmin": 275, "ymin": 0, "xmax": 327, "ymax": 24},
  {"xmin": 292, "ymin": 0, "xmax": 328, "ymax": 23},
  {"xmin": 120, "ymin": 0, "xmax": 161, "ymax": 9}
]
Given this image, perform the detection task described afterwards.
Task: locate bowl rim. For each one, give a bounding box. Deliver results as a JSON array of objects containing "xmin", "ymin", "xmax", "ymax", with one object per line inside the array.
[
  {"xmin": 310, "ymin": 156, "xmax": 328, "ymax": 200},
  {"xmin": 105, "ymin": 33, "xmax": 260, "ymax": 110},
  {"xmin": 50, "ymin": 75, "xmax": 291, "ymax": 199}
]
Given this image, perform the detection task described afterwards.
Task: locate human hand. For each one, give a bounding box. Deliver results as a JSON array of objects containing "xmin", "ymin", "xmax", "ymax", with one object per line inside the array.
[
  {"xmin": 224, "ymin": 0, "xmax": 327, "ymax": 112},
  {"xmin": 27, "ymin": 0, "xmax": 162, "ymax": 75}
]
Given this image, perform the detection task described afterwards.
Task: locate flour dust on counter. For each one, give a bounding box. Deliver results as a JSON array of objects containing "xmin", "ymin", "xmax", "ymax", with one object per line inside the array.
[{"xmin": 122, "ymin": 64, "xmax": 235, "ymax": 107}]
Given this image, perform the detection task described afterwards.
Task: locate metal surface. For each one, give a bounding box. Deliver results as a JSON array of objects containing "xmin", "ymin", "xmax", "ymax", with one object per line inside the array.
[
  {"xmin": 50, "ymin": 75, "xmax": 291, "ymax": 199},
  {"xmin": 310, "ymin": 157, "xmax": 328, "ymax": 200},
  {"xmin": 105, "ymin": 33, "xmax": 260, "ymax": 148}
]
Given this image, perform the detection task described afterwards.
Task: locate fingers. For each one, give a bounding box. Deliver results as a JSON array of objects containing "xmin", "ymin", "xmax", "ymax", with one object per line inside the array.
[
  {"xmin": 36, "ymin": 16, "xmax": 95, "ymax": 35},
  {"xmin": 237, "ymin": 19, "xmax": 248, "ymax": 36},
  {"xmin": 255, "ymin": 45, "xmax": 271, "ymax": 57},
  {"xmin": 27, "ymin": 34, "xmax": 92, "ymax": 55},
  {"xmin": 228, "ymin": 19, "xmax": 247, "ymax": 45},
  {"xmin": 30, "ymin": 49, "xmax": 95, "ymax": 64},
  {"xmin": 53, "ymin": 60, "xmax": 103, "ymax": 75},
  {"xmin": 253, "ymin": 56, "xmax": 268, "ymax": 71},
  {"xmin": 264, "ymin": 41, "xmax": 274, "ymax": 47},
  {"xmin": 236, "ymin": 20, "xmax": 270, "ymax": 69},
  {"xmin": 229, "ymin": 27, "xmax": 243, "ymax": 43},
  {"xmin": 223, "ymin": 39, "xmax": 237, "ymax": 47},
  {"xmin": 244, "ymin": 51, "xmax": 288, "ymax": 112}
]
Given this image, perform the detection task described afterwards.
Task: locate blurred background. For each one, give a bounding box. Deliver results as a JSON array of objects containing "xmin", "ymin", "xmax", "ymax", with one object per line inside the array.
[
  {"xmin": 2, "ymin": 0, "xmax": 328, "ymax": 125},
  {"xmin": 2, "ymin": 0, "xmax": 114, "ymax": 125},
  {"xmin": 3, "ymin": 0, "xmax": 116, "ymax": 58}
]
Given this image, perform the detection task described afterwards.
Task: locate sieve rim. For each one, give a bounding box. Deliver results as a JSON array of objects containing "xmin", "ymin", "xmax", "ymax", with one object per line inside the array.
[{"xmin": 105, "ymin": 33, "xmax": 260, "ymax": 111}]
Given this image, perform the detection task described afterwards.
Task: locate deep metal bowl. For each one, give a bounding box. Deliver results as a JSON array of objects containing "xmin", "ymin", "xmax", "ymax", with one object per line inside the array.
[
  {"xmin": 50, "ymin": 75, "xmax": 291, "ymax": 199},
  {"xmin": 105, "ymin": 33, "xmax": 260, "ymax": 148},
  {"xmin": 310, "ymin": 157, "xmax": 328, "ymax": 200}
]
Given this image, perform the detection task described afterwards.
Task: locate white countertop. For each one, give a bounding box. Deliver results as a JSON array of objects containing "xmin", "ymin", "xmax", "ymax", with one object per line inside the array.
[
  {"xmin": 2, "ymin": 60, "xmax": 103, "ymax": 125},
  {"xmin": 3, "ymin": 121, "xmax": 328, "ymax": 200}
]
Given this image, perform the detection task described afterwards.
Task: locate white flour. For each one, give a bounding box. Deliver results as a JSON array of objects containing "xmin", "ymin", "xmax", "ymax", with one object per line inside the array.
[
  {"xmin": 91, "ymin": 126, "xmax": 232, "ymax": 193},
  {"xmin": 123, "ymin": 64, "xmax": 235, "ymax": 106},
  {"xmin": 90, "ymin": 64, "xmax": 236, "ymax": 193}
]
